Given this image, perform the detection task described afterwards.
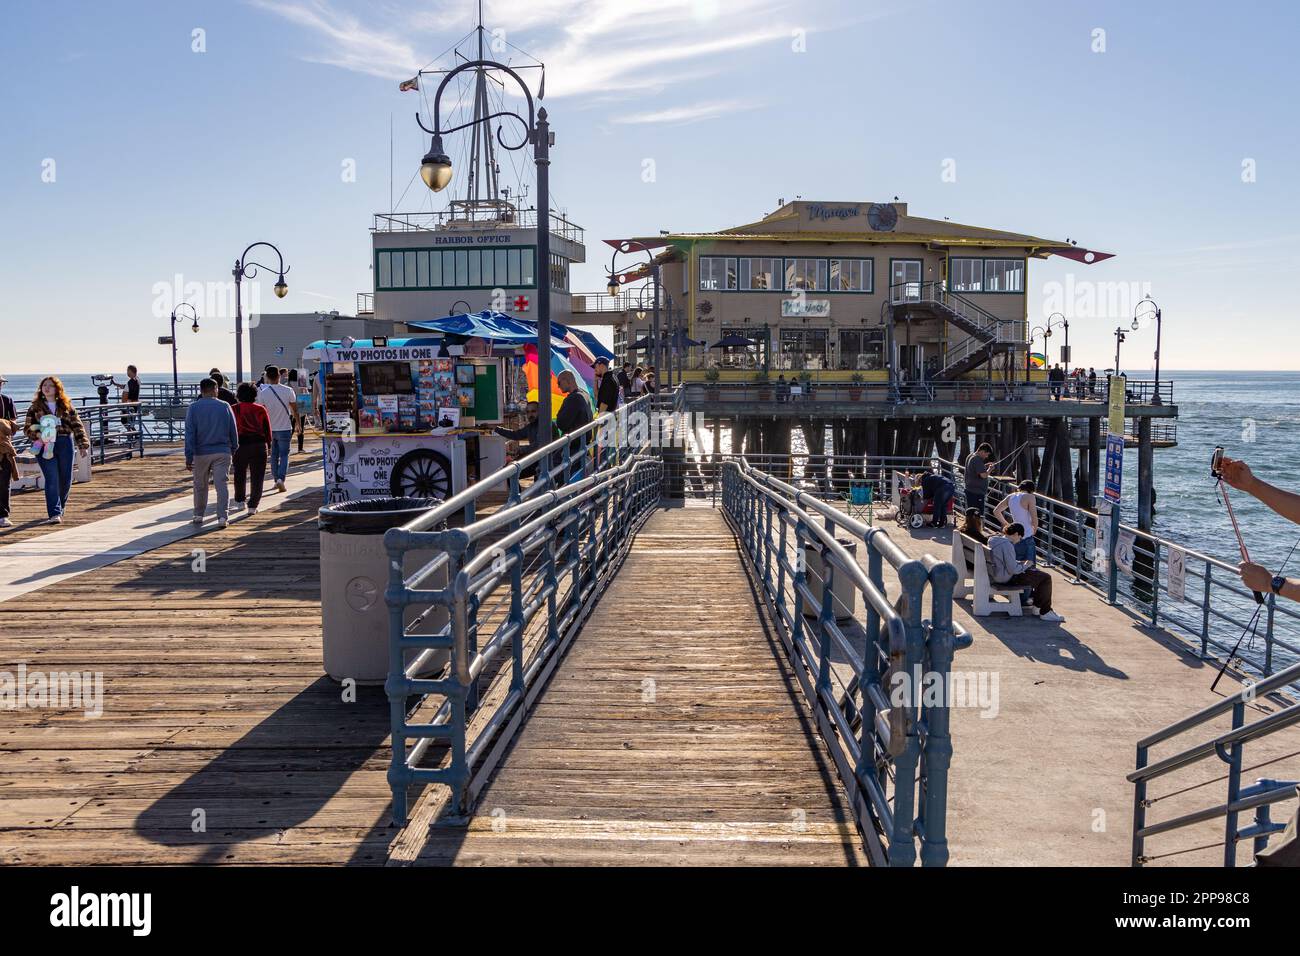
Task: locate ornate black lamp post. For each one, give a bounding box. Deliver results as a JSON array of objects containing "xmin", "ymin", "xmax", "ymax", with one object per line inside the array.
[
  {"xmin": 605, "ymin": 241, "xmax": 662, "ymax": 392},
  {"xmin": 416, "ymin": 61, "xmax": 554, "ymax": 443},
  {"xmin": 165, "ymin": 302, "xmax": 200, "ymax": 397},
  {"xmin": 1133, "ymin": 295, "xmax": 1163, "ymax": 404},
  {"xmin": 233, "ymin": 242, "xmax": 289, "ymax": 384}
]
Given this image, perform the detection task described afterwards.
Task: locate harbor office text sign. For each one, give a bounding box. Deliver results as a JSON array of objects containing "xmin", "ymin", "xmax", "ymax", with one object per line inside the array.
[{"xmin": 781, "ymin": 299, "xmax": 830, "ymax": 318}]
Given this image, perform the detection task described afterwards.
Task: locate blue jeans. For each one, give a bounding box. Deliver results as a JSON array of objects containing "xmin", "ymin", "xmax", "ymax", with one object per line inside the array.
[
  {"xmin": 270, "ymin": 430, "xmax": 291, "ymax": 482},
  {"xmin": 929, "ymin": 481, "xmax": 954, "ymax": 526},
  {"xmin": 37, "ymin": 434, "xmax": 75, "ymax": 518},
  {"xmin": 1014, "ymin": 535, "xmax": 1037, "ymax": 565}
]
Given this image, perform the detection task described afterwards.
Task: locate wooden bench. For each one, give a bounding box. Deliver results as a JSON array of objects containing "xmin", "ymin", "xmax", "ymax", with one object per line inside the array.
[{"xmin": 951, "ymin": 531, "xmax": 1023, "ymax": 617}]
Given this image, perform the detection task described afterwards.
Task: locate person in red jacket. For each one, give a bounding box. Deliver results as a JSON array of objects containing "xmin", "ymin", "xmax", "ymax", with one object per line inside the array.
[{"xmin": 231, "ymin": 382, "xmax": 272, "ymax": 514}]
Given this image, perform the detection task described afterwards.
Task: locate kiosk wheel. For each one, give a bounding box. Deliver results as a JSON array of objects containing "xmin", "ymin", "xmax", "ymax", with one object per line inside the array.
[{"xmin": 390, "ymin": 449, "xmax": 452, "ymax": 501}]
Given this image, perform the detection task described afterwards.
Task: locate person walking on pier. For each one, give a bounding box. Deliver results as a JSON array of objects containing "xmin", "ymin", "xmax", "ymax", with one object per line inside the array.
[
  {"xmin": 964, "ymin": 442, "xmax": 993, "ymax": 516},
  {"xmin": 0, "ymin": 374, "xmax": 15, "ymax": 529},
  {"xmin": 257, "ymin": 365, "xmax": 298, "ymax": 494},
  {"xmin": 1219, "ymin": 457, "xmax": 1300, "ymax": 604},
  {"xmin": 231, "ymin": 382, "xmax": 272, "ymax": 515},
  {"xmin": 555, "ymin": 370, "xmax": 593, "ymax": 483},
  {"xmin": 24, "ymin": 376, "xmax": 90, "ymax": 525},
  {"xmin": 185, "ymin": 378, "xmax": 239, "ymax": 528},
  {"xmin": 988, "ymin": 523, "xmax": 1063, "ymax": 622},
  {"xmin": 993, "ymin": 479, "xmax": 1039, "ymax": 564},
  {"xmin": 494, "ymin": 401, "xmax": 540, "ymax": 479},
  {"xmin": 594, "ymin": 357, "xmax": 620, "ymax": 414},
  {"xmin": 1087, "ymin": 367, "xmax": 1097, "ymax": 398},
  {"xmin": 209, "ymin": 370, "xmax": 237, "ymax": 407}
]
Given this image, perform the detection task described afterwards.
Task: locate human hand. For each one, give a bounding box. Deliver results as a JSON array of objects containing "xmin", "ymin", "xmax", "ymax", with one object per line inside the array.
[
  {"xmin": 1219, "ymin": 457, "xmax": 1253, "ymax": 491},
  {"xmin": 186, "ymin": 462, "xmax": 193, "ymax": 473},
  {"xmin": 1239, "ymin": 561, "xmax": 1271, "ymax": 593}
]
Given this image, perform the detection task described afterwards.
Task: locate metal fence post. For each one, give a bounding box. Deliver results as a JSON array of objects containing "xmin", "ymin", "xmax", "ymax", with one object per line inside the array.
[
  {"xmin": 1106, "ymin": 505, "xmax": 1121, "ymax": 605},
  {"xmin": 919, "ymin": 561, "xmax": 958, "ymax": 867},
  {"xmin": 888, "ymin": 559, "xmax": 929, "ymax": 867}
]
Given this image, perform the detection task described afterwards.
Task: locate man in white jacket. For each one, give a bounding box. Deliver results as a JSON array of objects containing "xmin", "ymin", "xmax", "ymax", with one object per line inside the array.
[{"xmin": 987, "ymin": 523, "xmax": 1063, "ymax": 622}]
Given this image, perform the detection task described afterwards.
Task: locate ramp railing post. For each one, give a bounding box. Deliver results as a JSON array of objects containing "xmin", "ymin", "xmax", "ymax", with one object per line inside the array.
[
  {"xmin": 919, "ymin": 560, "xmax": 958, "ymax": 867},
  {"xmin": 888, "ymin": 560, "xmax": 928, "ymax": 867}
]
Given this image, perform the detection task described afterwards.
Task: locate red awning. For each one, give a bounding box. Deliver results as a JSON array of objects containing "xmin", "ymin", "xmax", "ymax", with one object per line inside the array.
[{"xmin": 1045, "ymin": 246, "xmax": 1115, "ymax": 264}]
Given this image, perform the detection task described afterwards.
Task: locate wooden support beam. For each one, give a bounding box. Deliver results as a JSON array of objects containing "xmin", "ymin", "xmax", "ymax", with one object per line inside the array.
[{"xmin": 1137, "ymin": 416, "xmax": 1154, "ymax": 530}]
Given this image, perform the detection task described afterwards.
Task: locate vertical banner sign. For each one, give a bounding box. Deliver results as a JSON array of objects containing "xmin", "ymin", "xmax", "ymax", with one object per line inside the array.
[
  {"xmin": 1095, "ymin": 499, "xmax": 1112, "ymax": 571},
  {"xmin": 1108, "ymin": 374, "xmax": 1126, "ymax": 435},
  {"xmin": 1167, "ymin": 545, "xmax": 1186, "ymax": 602},
  {"xmin": 1104, "ymin": 434, "xmax": 1125, "ymax": 503}
]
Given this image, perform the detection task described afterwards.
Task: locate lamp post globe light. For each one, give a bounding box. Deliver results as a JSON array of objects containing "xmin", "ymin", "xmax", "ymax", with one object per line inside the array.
[
  {"xmin": 233, "ymin": 241, "xmax": 290, "ymax": 385},
  {"xmin": 1133, "ymin": 295, "xmax": 1163, "ymax": 404},
  {"xmin": 606, "ymin": 240, "xmax": 663, "ymax": 389},
  {"xmin": 416, "ymin": 59, "xmax": 555, "ymax": 443}
]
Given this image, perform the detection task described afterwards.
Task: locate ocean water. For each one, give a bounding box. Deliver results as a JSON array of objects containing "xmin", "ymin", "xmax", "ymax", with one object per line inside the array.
[{"xmin": 6, "ymin": 369, "xmax": 1300, "ymax": 576}]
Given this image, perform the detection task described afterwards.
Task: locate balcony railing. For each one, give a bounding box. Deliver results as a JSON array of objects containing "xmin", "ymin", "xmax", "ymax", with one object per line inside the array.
[
  {"xmin": 357, "ymin": 292, "xmax": 373, "ymax": 314},
  {"xmin": 372, "ymin": 207, "xmax": 584, "ymax": 244}
]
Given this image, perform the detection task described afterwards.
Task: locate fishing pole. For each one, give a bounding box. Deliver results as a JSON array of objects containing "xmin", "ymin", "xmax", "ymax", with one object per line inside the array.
[{"xmin": 1207, "ymin": 445, "xmax": 1300, "ymax": 692}]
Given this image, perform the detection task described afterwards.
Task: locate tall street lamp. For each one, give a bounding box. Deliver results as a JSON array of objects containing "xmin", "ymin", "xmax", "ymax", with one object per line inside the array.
[
  {"xmin": 416, "ymin": 60, "xmax": 554, "ymax": 443},
  {"xmin": 233, "ymin": 242, "xmax": 290, "ymax": 384},
  {"xmin": 1133, "ymin": 295, "xmax": 1163, "ymax": 404},
  {"xmin": 606, "ymin": 241, "xmax": 662, "ymax": 391},
  {"xmin": 164, "ymin": 302, "xmax": 200, "ymax": 398},
  {"xmin": 1048, "ymin": 311, "xmax": 1069, "ymax": 367},
  {"xmin": 1113, "ymin": 326, "xmax": 1127, "ymax": 375}
]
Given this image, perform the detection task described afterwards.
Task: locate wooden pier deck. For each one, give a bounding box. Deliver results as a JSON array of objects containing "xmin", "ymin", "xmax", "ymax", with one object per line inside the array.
[
  {"xmin": 1, "ymin": 459, "xmax": 1296, "ymax": 866},
  {"xmin": 399, "ymin": 508, "xmax": 867, "ymax": 866}
]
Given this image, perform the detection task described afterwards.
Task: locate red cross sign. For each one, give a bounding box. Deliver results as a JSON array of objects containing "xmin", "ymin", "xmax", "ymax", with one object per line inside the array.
[{"xmin": 512, "ymin": 295, "xmax": 530, "ymax": 312}]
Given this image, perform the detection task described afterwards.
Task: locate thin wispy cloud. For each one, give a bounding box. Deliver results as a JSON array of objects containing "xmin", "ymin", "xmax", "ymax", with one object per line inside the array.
[
  {"xmin": 611, "ymin": 98, "xmax": 762, "ymax": 126},
  {"xmin": 248, "ymin": 0, "xmax": 810, "ymax": 99}
]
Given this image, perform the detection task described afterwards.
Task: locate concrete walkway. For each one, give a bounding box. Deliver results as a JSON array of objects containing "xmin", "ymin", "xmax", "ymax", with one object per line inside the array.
[
  {"xmin": 875, "ymin": 519, "xmax": 1299, "ymax": 866},
  {"xmin": 0, "ymin": 468, "xmax": 321, "ymax": 604}
]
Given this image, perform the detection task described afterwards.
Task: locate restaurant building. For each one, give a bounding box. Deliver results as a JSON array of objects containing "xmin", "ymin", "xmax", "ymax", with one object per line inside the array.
[{"xmin": 599, "ymin": 199, "xmax": 1109, "ymax": 387}]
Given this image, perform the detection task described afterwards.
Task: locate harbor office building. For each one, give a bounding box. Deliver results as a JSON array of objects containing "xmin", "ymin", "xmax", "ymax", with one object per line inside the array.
[{"xmin": 609, "ymin": 200, "xmax": 1108, "ymax": 385}]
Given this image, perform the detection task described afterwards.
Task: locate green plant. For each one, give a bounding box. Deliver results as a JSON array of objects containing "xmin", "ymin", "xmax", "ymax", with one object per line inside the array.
[
  {"xmin": 704, "ymin": 367, "xmax": 720, "ymax": 383},
  {"xmin": 752, "ymin": 370, "xmax": 771, "ymax": 383},
  {"xmin": 798, "ymin": 370, "xmax": 813, "ymax": 384},
  {"xmin": 850, "ymin": 371, "xmax": 865, "ymax": 384}
]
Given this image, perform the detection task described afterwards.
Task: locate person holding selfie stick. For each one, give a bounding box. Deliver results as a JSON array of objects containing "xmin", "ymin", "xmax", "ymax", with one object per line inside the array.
[{"xmin": 1218, "ymin": 456, "xmax": 1300, "ymax": 604}]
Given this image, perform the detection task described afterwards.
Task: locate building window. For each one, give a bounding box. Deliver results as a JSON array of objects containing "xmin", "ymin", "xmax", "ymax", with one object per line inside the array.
[
  {"xmin": 983, "ymin": 258, "xmax": 1024, "ymax": 292},
  {"xmin": 950, "ymin": 258, "xmax": 983, "ymax": 292},
  {"xmin": 738, "ymin": 257, "xmax": 782, "ymax": 290},
  {"xmin": 375, "ymin": 247, "xmax": 537, "ymax": 290},
  {"xmin": 829, "ymin": 258, "xmax": 873, "ymax": 292},
  {"xmin": 699, "ymin": 257, "xmax": 737, "ymax": 291},
  {"xmin": 550, "ymin": 253, "xmax": 568, "ymax": 292},
  {"xmin": 838, "ymin": 329, "xmax": 884, "ymax": 370},
  {"xmin": 785, "ymin": 258, "xmax": 827, "ymax": 292},
  {"xmin": 776, "ymin": 328, "xmax": 829, "ymax": 370}
]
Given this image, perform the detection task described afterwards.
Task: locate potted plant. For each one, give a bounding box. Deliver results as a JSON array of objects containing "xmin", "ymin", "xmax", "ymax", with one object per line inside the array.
[
  {"xmin": 704, "ymin": 366, "xmax": 720, "ymax": 401},
  {"xmin": 848, "ymin": 371, "xmax": 865, "ymax": 401},
  {"xmin": 753, "ymin": 369, "xmax": 772, "ymax": 401}
]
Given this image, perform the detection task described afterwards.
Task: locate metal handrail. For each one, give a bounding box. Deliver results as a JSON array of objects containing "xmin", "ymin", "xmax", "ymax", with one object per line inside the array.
[
  {"xmin": 1126, "ymin": 658, "xmax": 1300, "ymax": 866},
  {"xmin": 383, "ymin": 389, "xmax": 673, "ymax": 824},
  {"xmin": 721, "ymin": 457, "xmax": 971, "ymax": 866}
]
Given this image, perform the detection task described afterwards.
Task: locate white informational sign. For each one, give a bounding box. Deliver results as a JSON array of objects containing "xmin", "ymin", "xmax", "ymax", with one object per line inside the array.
[
  {"xmin": 323, "ymin": 436, "xmax": 412, "ymax": 503},
  {"xmin": 1167, "ymin": 545, "xmax": 1187, "ymax": 602},
  {"xmin": 1115, "ymin": 528, "xmax": 1136, "ymax": 577},
  {"xmin": 322, "ymin": 344, "xmax": 440, "ymax": 363},
  {"xmin": 1094, "ymin": 500, "xmax": 1112, "ymax": 572}
]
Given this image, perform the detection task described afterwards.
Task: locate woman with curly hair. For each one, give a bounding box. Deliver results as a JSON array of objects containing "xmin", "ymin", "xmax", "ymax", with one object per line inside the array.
[{"xmin": 24, "ymin": 376, "xmax": 90, "ymax": 524}]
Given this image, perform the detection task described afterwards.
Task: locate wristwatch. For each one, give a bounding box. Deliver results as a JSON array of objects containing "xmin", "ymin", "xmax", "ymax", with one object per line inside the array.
[{"xmin": 1271, "ymin": 575, "xmax": 1286, "ymax": 595}]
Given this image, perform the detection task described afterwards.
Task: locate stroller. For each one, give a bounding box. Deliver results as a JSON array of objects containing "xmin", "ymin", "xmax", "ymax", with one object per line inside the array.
[{"xmin": 895, "ymin": 473, "xmax": 955, "ymax": 530}]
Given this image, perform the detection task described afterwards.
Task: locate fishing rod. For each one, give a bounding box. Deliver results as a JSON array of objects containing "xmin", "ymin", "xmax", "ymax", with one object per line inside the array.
[{"xmin": 1207, "ymin": 445, "xmax": 1300, "ymax": 692}]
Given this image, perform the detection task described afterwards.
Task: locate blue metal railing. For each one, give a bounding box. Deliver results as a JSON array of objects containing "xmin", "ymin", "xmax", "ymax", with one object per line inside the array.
[
  {"xmin": 382, "ymin": 390, "xmax": 674, "ymax": 824},
  {"xmin": 721, "ymin": 458, "xmax": 971, "ymax": 866},
  {"xmin": 1127, "ymin": 658, "xmax": 1300, "ymax": 866}
]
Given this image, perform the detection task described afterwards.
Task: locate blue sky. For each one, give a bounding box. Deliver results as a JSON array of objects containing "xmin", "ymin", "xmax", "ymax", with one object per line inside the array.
[{"xmin": 1, "ymin": 0, "xmax": 1297, "ymax": 374}]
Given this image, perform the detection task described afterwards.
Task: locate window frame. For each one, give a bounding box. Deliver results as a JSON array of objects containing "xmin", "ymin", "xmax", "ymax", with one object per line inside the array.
[
  {"xmin": 373, "ymin": 246, "xmax": 538, "ymax": 291},
  {"xmin": 828, "ymin": 257, "xmax": 874, "ymax": 293}
]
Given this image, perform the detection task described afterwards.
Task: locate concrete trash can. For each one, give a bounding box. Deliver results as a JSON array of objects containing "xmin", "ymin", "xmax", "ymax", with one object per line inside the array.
[
  {"xmin": 802, "ymin": 537, "xmax": 859, "ymax": 621},
  {"xmin": 319, "ymin": 497, "xmax": 447, "ymax": 685}
]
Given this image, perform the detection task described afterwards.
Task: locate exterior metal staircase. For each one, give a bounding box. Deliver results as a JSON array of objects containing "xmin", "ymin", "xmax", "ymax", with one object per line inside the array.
[{"xmin": 889, "ymin": 281, "xmax": 1021, "ymax": 381}]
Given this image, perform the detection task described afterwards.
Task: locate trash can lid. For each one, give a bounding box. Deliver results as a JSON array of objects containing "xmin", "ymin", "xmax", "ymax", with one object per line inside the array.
[{"xmin": 318, "ymin": 496, "xmax": 441, "ymax": 534}]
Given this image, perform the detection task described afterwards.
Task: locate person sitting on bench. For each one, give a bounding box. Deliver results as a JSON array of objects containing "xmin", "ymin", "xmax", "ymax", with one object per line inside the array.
[
  {"xmin": 988, "ymin": 523, "xmax": 1063, "ymax": 622},
  {"xmin": 959, "ymin": 507, "xmax": 988, "ymax": 544}
]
